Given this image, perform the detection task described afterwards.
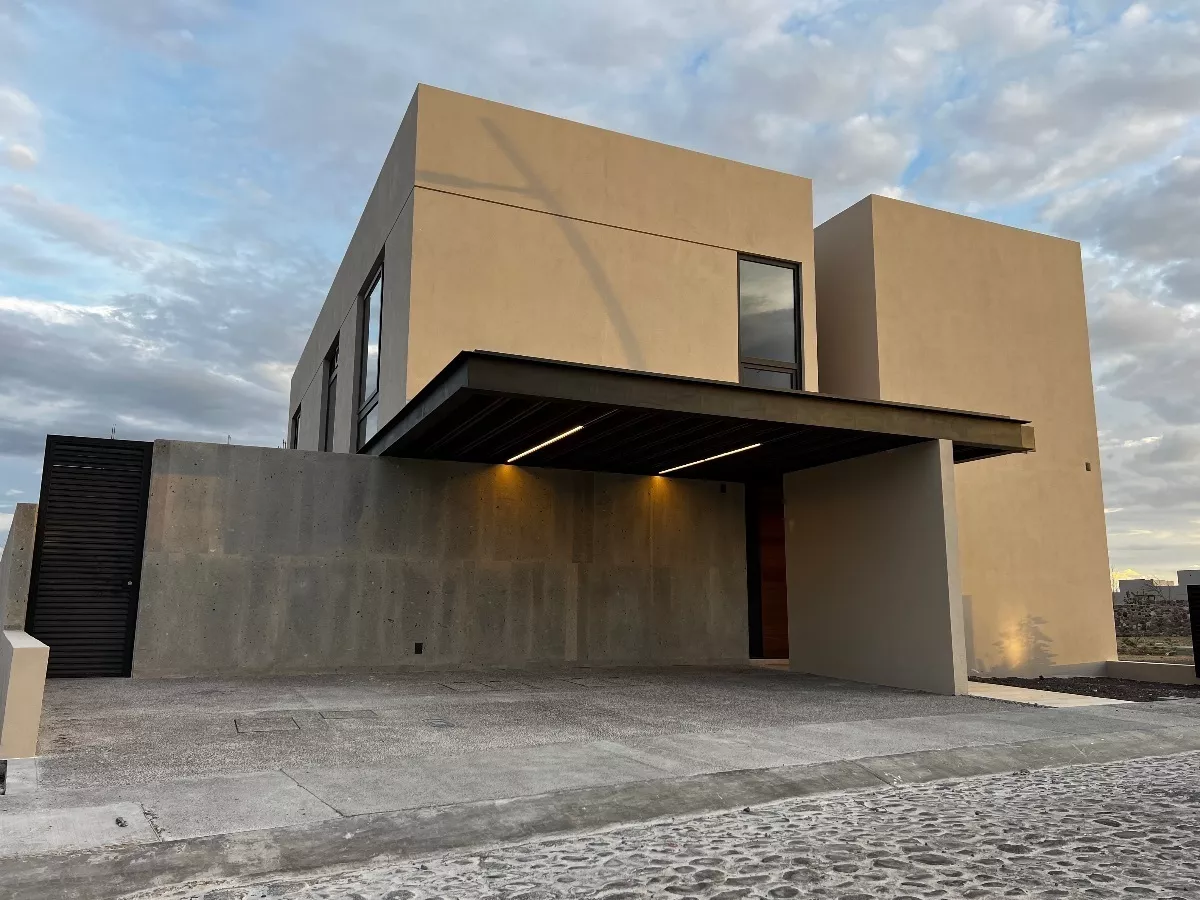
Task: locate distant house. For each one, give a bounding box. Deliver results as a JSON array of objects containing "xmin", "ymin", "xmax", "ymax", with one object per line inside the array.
[{"xmin": 1113, "ymin": 571, "xmax": 1200, "ymax": 606}]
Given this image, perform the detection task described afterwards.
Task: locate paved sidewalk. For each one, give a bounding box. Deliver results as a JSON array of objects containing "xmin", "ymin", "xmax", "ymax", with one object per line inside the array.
[
  {"xmin": 966, "ymin": 680, "xmax": 1130, "ymax": 707},
  {"xmin": 133, "ymin": 750, "xmax": 1200, "ymax": 900},
  {"xmin": 5, "ymin": 664, "xmax": 1000, "ymax": 850},
  {"xmin": 4, "ymin": 666, "xmax": 1200, "ymax": 898}
]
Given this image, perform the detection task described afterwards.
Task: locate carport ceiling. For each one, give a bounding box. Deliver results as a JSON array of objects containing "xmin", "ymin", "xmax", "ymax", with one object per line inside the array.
[{"xmin": 364, "ymin": 352, "xmax": 1034, "ymax": 481}]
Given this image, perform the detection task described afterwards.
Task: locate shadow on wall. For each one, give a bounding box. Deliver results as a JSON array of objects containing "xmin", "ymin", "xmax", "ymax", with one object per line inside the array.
[
  {"xmin": 963, "ymin": 595, "xmax": 1058, "ymax": 676},
  {"xmin": 416, "ymin": 116, "xmax": 645, "ymax": 369}
]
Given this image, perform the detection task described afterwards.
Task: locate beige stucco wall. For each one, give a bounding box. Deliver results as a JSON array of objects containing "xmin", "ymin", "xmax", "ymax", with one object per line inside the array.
[
  {"xmin": 133, "ymin": 441, "xmax": 748, "ymax": 677},
  {"xmin": 784, "ymin": 440, "xmax": 967, "ymax": 695},
  {"xmin": 290, "ymin": 84, "xmax": 818, "ymax": 448},
  {"xmin": 0, "ymin": 630, "xmax": 49, "ymax": 759},
  {"xmin": 814, "ymin": 195, "xmax": 1116, "ymax": 675},
  {"xmin": 405, "ymin": 187, "xmax": 740, "ymax": 398},
  {"xmin": 812, "ymin": 199, "xmax": 879, "ymax": 399},
  {"xmin": 289, "ymin": 93, "xmax": 417, "ymax": 439}
]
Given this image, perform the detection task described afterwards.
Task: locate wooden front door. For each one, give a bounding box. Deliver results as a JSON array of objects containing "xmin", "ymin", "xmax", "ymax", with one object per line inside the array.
[{"xmin": 746, "ymin": 479, "xmax": 789, "ymax": 659}]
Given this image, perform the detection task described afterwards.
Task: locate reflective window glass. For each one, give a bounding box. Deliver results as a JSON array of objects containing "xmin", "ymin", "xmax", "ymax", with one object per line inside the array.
[
  {"xmin": 738, "ymin": 259, "xmax": 797, "ymax": 365},
  {"xmin": 361, "ymin": 274, "xmax": 382, "ymax": 402},
  {"xmin": 739, "ymin": 366, "xmax": 794, "ymax": 390},
  {"xmin": 358, "ymin": 405, "xmax": 379, "ymax": 447}
]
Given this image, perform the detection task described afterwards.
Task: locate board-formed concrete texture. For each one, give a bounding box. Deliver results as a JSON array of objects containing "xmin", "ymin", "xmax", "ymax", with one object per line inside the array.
[
  {"xmin": 132, "ymin": 440, "xmax": 747, "ymax": 676},
  {"xmin": 814, "ymin": 195, "xmax": 1116, "ymax": 676},
  {"xmin": 289, "ymin": 84, "xmax": 819, "ymax": 453},
  {"xmin": 784, "ymin": 441, "xmax": 967, "ymax": 695},
  {"xmin": 0, "ymin": 502, "xmax": 38, "ymax": 630},
  {"xmin": 0, "ymin": 630, "xmax": 49, "ymax": 759}
]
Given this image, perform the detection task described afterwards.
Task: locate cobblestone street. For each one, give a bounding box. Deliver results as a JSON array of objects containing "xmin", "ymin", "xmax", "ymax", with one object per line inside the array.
[{"xmin": 136, "ymin": 751, "xmax": 1200, "ymax": 900}]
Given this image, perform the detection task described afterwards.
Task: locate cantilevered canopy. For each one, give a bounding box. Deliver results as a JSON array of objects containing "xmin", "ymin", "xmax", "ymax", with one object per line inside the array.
[{"xmin": 363, "ymin": 352, "xmax": 1034, "ymax": 481}]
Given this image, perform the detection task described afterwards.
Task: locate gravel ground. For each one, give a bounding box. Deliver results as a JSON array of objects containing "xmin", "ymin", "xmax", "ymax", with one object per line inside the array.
[
  {"xmin": 972, "ymin": 676, "xmax": 1200, "ymax": 702},
  {"xmin": 131, "ymin": 751, "xmax": 1200, "ymax": 900}
]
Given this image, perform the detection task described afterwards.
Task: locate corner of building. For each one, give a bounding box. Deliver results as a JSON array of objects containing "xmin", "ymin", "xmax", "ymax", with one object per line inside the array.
[
  {"xmin": 813, "ymin": 195, "xmax": 881, "ymax": 400},
  {"xmin": 288, "ymin": 85, "xmax": 422, "ymax": 450},
  {"xmin": 862, "ymin": 197, "xmax": 1116, "ymax": 677}
]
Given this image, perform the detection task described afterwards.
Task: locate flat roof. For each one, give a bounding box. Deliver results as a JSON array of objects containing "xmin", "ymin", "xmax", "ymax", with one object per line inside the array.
[{"xmin": 364, "ymin": 352, "xmax": 1034, "ymax": 481}]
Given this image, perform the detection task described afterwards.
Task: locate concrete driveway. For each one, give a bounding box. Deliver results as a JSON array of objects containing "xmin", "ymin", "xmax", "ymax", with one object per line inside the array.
[{"xmin": 4, "ymin": 665, "xmax": 1200, "ymax": 859}]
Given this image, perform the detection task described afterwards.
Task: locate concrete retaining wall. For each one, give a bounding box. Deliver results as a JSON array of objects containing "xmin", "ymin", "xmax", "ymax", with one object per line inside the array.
[
  {"xmin": 133, "ymin": 441, "xmax": 748, "ymax": 677},
  {"xmin": 0, "ymin": 504, "xmax": 38, "ymax": 631},
  {"xmin": 1106, "ymin": 660, "xmax": 1199, "ymax": 685}
]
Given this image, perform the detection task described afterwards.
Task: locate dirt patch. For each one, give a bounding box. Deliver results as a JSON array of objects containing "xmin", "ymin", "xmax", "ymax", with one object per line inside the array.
[
  {"xmin": 1117, "ymin": 635, "xmax": 1193, "ymax": 664},
  {"xmin": 971, "ymin": 675, "xmax": 1200, "ymax": 702}
]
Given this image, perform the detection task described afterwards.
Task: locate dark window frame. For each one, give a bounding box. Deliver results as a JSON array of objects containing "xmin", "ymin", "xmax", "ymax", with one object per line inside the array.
[
  {"xmin": 288, "ymin": 406, "xmax": 301, "ymax": 450},
  {"xmin": 322, "ymin": 338, "xmax": 339, "ymax": 452},
  {"xmin": 357, "ymin": 259, "xmax": 384, "ymax": 450},
  {"xmin": 737, "ymin": 253, "xmax": 803, "ymax": 390}
]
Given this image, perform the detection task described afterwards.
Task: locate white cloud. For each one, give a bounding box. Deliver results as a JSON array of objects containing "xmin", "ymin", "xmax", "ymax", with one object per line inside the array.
[
  {"xmin": 0, "ymin": 86, "xmax": 38, "ymax": 138},
  {"xmin": 1, "ymin": 0, "xmax": 1198, "ymax": 576},
  {"xmin": 0, "ymin": 295, "xmax": 120, "ymax": 326},
  {"xmin": 1120, "ymin": 3, "xmax": 1153, "ymax": 27},
  {"xmin": 3, "ymin": 142, "xmax": 36, "ymax": 169},
  {"xmin": 0, "ymin": 185, "xmax": 172, "ymax": 270}
]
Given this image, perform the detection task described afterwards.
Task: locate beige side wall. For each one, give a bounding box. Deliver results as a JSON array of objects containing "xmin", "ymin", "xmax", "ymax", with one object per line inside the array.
[
  {"xmin": 0, "ymin": 503, "xmax": 38, "ymax": 631},
  {"xmin": 0, "ymin": 630, "xmax": 49, "ymax": 759},
  {"xmin": 405, "ymin": 187, "xmax": 740, "ymax": 397},
  {"xmin": 405, "ymin": 84, "xmax": 816, "ymax": 400},
  {"xmin": 291, "ymin": 84, "xmax": 819, "ymax": 446},
  {"xmin": 814, "ymin": 196, "xmax": 1116, "ymax": 674},
  {"xmin": 133, "ymin": 441, "xmax": 748, "ymax": 677},
  {"xmin": 812, "ymin": 197, "xmax": 879, "ymax": 399},
  {"xmin": 784, "ymin": 440, "xmax": 967, "ymax": 695},
  {"xmin": 288, "ymin": 90, "xmax": 420, "ymax": 435}
]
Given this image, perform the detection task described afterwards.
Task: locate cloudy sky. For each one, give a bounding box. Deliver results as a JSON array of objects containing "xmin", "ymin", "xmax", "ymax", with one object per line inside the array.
[{"xmin": 0, "ymin": 0, "xmax": 1197, "ymax": 580}]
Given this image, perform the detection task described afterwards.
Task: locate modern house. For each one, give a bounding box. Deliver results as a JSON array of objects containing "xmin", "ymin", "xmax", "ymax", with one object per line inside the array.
[{"xmin": 1, "ymin": 85, "xmax": 1118, "ymax": 700}]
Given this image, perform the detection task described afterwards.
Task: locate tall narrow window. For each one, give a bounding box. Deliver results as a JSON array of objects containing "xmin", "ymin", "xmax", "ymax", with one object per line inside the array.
[
  {"xmin": 357, "ymin": 265, "xmax": 383, "ymax": 449},
  {"xmin": 288, "ymin": 406, "xmax": 301, "ymax": 450},
  {"xmin": 738, "ymin": 256, "xmax": 801, "ymax": 389},
  {"xmin": 322, "ymin": 339, "xmax": 338, "ymax": 452}
]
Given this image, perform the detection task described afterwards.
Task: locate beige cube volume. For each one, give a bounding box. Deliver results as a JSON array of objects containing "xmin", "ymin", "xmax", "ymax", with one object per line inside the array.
[{"xmin": 0, "ymin": 630, "xmax": 49, "ymax": 759}]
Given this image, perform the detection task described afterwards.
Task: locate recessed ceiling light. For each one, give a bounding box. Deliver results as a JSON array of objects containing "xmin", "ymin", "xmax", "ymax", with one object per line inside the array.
[
  {"xmin": 659, "ymin": 442, "xmax": 762, "ymax": 475},
  {"xmin": 506, "ymin": 425, "xmax": 585, "ymax": 463}
]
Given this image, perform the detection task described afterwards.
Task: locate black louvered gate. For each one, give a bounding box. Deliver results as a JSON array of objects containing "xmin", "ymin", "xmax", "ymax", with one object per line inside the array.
[{"xmin": 25, "ymin": 435, "xmax": 153, "ymax": 677}]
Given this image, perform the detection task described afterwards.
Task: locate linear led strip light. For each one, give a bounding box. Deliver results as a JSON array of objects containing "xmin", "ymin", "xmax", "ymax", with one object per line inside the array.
[
  {"xmin": 506, "ymin": 425, "xmax": 585, "ymax": 463},
  {"xmin": 659, "ymin": 443, "xmax": 762, "ymax": 475}
]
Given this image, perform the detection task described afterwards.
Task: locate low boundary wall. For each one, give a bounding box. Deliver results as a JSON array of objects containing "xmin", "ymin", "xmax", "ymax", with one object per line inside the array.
[
  {"xmin": 0, "ymin": 504, "xmax": 38, "ymax": 630},
  {"xmin": 1106, "ymin": 660, "xmax": 1199, "ymax": 685},
  {"xmin": 133, "ymin": 441, "xmax": 749, "ymax": 677}
]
